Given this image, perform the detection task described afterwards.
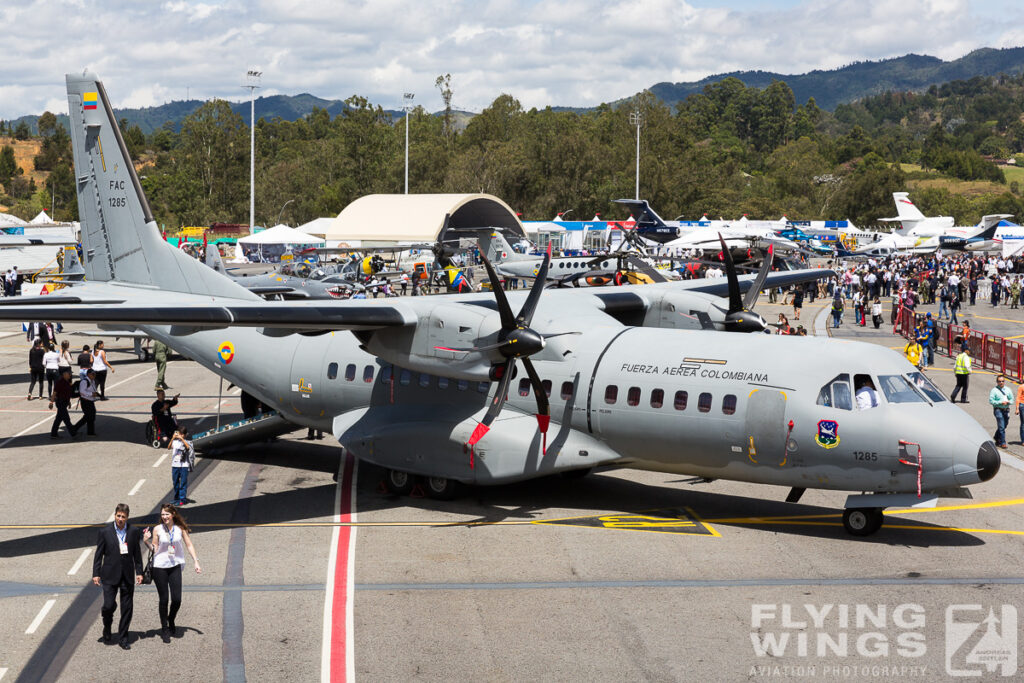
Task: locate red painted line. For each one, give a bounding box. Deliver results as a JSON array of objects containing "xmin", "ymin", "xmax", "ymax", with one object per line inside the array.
[{"xmin": 327, "ymin": 452, "xmax": 357, "ymax": 682}]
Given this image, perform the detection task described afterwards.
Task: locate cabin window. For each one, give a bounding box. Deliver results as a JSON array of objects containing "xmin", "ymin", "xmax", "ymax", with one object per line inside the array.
[
  {"xmin": 674, "ymin": 390, "xmax": 688, "ymax": 410},
  {"xmin": 542, "ymin": 379, "xmax": 552, "ymax": 397},
  {"xmin": 363, "ymin": 366, "xmax": 374, "ymax": 383},
  {"xmin": 604, "ymin": 385, "xmax": 618, "ymax": 404},
  {"xmin": 438, "ymin": 376, "xmax": 449, "ymax": 389},
  {"xmin": 816, "ymin": 373, "xmax": 852, "ymax": 411},
  {"xmin": 722, "ymin": 394, "xmax": 737, "ymax": 415},
  {"xmin": 399, "ymin": 369, "xmax": 411, "ymax": 386},
  {"xmin": 380, "ymin": 366, "xmax": 392, "ymax": 384},
  {"xmin": 627, "ymin": 387, "xmax": 641, "ymax": 406},
  {"xmin": 477, "ymin": 382, "xmax": 490, "ymax": 393},
  {"xmin": 877, "ymin": 375, "xmax": 927, "ymax": 404},
  {"xmin": 906, "ymin": 372, "xmax": 945, "ymax": 403},
  {"xmin": 457, "ymin": 379, "xmax": 468, "ymax": 391},
  {"xmin": 650, "ymin": 388, "xmax": 664, "ymax": 408},
  {"xmin": 327, "ymin": 363, "xmax": 338, "ymax": 380},
  {"xmin": 561, "ymin": 381, "xmax": 574, "ymax": 400},
  {"xmin": 345, "ymin": 364, "xmax": 356, "ymax": 381},
  {"xmin": 419, "ymin": 373, "xmax": 431, "ymax": 388},
  {"xmin": 518, "ymin": 378, "xmax": 531, "ymax": 397},
  {"xmin": 698, "ymin": 392, "xmax": 712, "ymax": 413}
]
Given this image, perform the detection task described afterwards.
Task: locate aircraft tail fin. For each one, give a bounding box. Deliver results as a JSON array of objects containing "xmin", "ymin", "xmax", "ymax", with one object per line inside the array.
[
  {"xmin": 478, "ymin": 230, "xmax": 525, "ymax": 263},
  {"xmin": 892, "ymin": 192, "xmax": 926, "ymax": 221},
  {"xmin": 613, "ymin": 199, "xmax": 667, "ymax": 229},
  {"xmin": 977, "ymin": 214, "xmax": 1014, "ymax": 238},
  {"xmin": 66, "ymin": 72, "xmax": 253, "ymax": 299},
  {"xmin": 204, "ymin": 242, "xmax": 229, "ymax": 274},
  {"xmin": 62, "ymin": 246, "xmax": 84, "ymax": 278}
]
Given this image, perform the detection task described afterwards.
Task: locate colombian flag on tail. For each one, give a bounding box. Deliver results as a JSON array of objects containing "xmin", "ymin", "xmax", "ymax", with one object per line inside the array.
[{"xmin": 83, "ymin": 92, "xmax": 98, "ymax": 110}]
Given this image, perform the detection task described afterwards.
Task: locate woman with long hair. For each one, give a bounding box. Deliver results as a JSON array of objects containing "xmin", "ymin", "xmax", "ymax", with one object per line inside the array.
[
  {"xmin": 143, "ymin": 504, "xmax": 201, "ymax": 642},
  {"xmin": 91, "ymin": 339, "xmax": 114, "ymax": 400}
]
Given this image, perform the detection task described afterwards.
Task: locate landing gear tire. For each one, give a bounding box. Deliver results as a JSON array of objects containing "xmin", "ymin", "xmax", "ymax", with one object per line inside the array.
[
  {"xmin": 423, "ymin": 476, "xmax": 460, "ymax": 500},
  {"xmin": 842, "ymin": 508, "xmax": 883, "ymax": 536},
  {"xmin": 383, "ymin": 469, "xmax": 415, "ymax": 496}
]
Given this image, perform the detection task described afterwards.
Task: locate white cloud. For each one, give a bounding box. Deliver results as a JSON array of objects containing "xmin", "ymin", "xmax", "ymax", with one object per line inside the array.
[{"xmin": 0, "ymin": 0, "xmax": 1020, "ymax": 119}]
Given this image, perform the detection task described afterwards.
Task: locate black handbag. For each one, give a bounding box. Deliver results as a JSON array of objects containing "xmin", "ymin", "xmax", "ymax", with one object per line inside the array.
[{"xmin": 141, "ymin": 546, "xmax": 154, "ymax": 585}]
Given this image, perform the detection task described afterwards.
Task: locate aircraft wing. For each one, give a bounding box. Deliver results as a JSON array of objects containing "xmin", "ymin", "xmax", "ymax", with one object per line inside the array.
[
  {"xmin": 0, "ymin": 298, "xmax": 415, "ymax": 331},
  {"xmin": 682, "ymin": 268, "xmax": 832, "ymax": 297},
  {"xmin": 0, "ymin": 234, "xmax": 78, "ymax": 247}
]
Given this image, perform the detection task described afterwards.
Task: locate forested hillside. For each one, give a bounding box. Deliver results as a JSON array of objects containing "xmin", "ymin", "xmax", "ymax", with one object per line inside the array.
[
  {"xmin": 5, "ymin": 72, "xmax": 1024, "ymax": 230},
  {"xmin": 649, "ymin": 47, "xmax": 1024, "ymax": 112}
]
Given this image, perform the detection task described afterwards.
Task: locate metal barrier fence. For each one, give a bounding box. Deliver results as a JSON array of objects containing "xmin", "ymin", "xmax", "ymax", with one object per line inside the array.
[{"xmin": 896, "ymin": 308, "xmax": 1024, "ymax": 382}]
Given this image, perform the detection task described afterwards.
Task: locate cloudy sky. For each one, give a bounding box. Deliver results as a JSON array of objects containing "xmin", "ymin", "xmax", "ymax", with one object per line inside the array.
[{"xmin": 1, "ymin": 0, "xmax": 1022, "ymax": 120}]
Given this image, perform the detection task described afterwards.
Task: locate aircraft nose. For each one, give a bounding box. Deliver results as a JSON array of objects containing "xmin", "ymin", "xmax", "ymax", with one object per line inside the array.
[{"xmin": 977, "ymin": 440, "xmax": 1000, "ymax": 482}]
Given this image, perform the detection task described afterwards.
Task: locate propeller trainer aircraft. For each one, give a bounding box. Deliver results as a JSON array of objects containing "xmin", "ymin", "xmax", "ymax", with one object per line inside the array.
[{"xmin": 0, "ymin": 72, "xmax": 1001, "ymax": 536}]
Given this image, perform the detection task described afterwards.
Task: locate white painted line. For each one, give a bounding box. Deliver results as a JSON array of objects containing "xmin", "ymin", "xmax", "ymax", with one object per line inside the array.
[
  {"xmin": 105, "ymin": 512, "xmax": 115, "ymax": 523},
  {"xmin": 67, "ymin": 548, "xmax": 92, "ymax": 576},
  {"xmin": 0, "ymin": 666, "xmax": 8, "ymax": 681},
  {"xmin": 25, "ymin": 598, "xmax": 56, "ymax": 634},
  {"xmin": 128, "ymin": 479, "xmax": 145, "ymax": 496},
  {"xmin": 0, "ymin": 416, "xmax": 55, "ymax": 449},
  {"xmin": 152, "ymin": 453, "xmax": 168, "ymax": 468}
]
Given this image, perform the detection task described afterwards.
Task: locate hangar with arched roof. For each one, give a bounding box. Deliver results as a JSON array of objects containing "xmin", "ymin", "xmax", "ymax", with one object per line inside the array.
[{"xmin": 325, "ymin": 193, "xmax": 524, "ymax": 246}]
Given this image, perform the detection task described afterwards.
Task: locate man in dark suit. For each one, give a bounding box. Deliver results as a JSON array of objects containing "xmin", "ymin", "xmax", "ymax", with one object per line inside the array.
[{"xmin": 92, "ymin": 503, "xmax": 144, "ymax": 649}]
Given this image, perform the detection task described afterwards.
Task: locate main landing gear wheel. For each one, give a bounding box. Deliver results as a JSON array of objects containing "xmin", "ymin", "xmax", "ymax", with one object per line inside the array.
[
  {"xmin": 842, "ymin": 508, "xmax": 884, "ymax": 536},
  {"xmin": 423, "ymin": 476, "xmax": 460, "ymax": 500},
  {"xmin": 383, "ymin": 469, "xmax": 415, "ymax": 495}
]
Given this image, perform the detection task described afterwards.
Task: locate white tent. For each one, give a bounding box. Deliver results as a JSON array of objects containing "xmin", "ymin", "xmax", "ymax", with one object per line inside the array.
[
  {"xmin": 0, "ymin": 213, "xmax": 27, "ymax": 228},
  {"xmin": 29, "ymin": 210, "xmax": 52, "ymax": 225},
  {"xmin": 295, "ymin": 217, "xmax": 334, "ymax": 238},
  {"xmin": 237, "ymin": 224, "xmax": 325, "ymax": 245}
]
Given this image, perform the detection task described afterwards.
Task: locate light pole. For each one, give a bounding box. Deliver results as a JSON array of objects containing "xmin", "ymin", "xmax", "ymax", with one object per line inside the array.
[
  {"xmin": 403, "ymin": 92, "xmax": 414, "ymax": 194},
  {"xmin": 629, "ymin": 109, "xmax": 642, "ymax": 200},
  {"xmin": 277, "ymin": 199, "xmax": 295, "ymax": 226},
  {"xmin": 243, "ymin": 69, "xmax": 262, "ymax": 234}
]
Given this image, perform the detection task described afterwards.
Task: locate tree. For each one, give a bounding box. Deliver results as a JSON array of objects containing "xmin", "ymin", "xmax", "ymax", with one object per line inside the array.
[
  {"xmin": 13, "ymin": 121, "xmax": 30, "ymax": 140},
  {"xmin": 37, "ymin": 112, "xmax": 58, "ymax": 138},
  {"xmin": 435, "ymin": 73, "xmax": 454, "ymax": 150},
  {"xmin": 0, "ymin": 145, "xmax": 19, "ymax": 188}
]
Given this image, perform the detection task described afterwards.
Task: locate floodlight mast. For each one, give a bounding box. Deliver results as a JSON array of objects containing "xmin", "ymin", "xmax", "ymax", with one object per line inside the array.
[
  {"xmin": 629, "ymin": 109, "xmax": 642, "ymax": 200},
  {"xmin": 243, "ymin": 69, "xmax": 262, "ymax": 234},
  {"xmin": 404, "ymin": 92, "xmax": 414, "ymax": 194}
]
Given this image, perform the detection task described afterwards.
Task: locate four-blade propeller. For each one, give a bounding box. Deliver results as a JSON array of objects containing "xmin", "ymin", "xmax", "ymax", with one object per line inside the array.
[
  {"xmin": 716, "ymin": 234, "xmax": 773, "ymax": 333},
  {"xmin": 465, "ymin": 244, "xmax": 556, "ymax": 459}
]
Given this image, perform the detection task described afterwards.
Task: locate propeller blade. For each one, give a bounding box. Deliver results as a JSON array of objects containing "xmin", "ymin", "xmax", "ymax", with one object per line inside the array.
[
  {"xmin": 466, "ymin": 358, "xmax": 516, "ymax": 457},
  {"xmin": 521, "ymin": 357, "xmax": 551, "ymax": 454},
  {"xmin": 539, "ymin": 331, "xmax": 581, "ymax": 339},
  {"xmin": 742, "ymin": 243, "xmax": 774, "ymax": 310},
  {"xmin": 478, "ymin": 252, "xmax": 516, "ymax": 330},
  {"xmin": 521, "ymin": 356, "xmax": 549, "ymax": 420},
  {"xmin": 718, "ymin": 234, "xmax": 743, "ymax": 315},
  {"xmin": 516, "ymin": 242, "xmax": 551, "ymax": 327}
]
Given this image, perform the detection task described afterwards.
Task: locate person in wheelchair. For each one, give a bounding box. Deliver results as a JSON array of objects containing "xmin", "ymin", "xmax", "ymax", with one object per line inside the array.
[{"xmin": 150, "ymin": 389, "xmax": 181, "ymax": 447}]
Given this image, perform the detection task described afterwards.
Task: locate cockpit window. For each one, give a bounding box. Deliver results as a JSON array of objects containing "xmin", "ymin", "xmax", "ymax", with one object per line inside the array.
[
  {"xmin": 816, "ymin": 373, "xmax": 852, "ymax": 410},
  {"xmin": 877, "ymin": 374, "xmax": 927, "ymax": 404},
  {"xmin": 906, "ymin": 372, "xmax": 946, "ymax": 403}
]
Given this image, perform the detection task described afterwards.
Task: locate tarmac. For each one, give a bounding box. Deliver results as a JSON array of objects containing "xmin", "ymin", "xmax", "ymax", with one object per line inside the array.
[{"xmin": 0, "ymin": 288, "xmax": 1023, "ymax": 682}]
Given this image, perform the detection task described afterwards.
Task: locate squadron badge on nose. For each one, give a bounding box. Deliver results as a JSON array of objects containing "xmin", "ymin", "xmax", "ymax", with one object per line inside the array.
[{"xmin": 815, "ymin": 419, "xmax": 839, "ymax": 449}]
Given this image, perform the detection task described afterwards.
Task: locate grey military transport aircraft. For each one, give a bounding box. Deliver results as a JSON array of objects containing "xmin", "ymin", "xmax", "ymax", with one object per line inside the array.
[{"xmin": 0, "ymin": 72, "xmax": 1001, "ymax": 537}]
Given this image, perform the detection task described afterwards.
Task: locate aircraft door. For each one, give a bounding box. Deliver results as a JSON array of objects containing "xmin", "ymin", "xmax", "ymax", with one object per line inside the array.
[
  {"xmin": 288, "ymin": 336, "xmax": 329, "ymax": 418},
  {"xmin": 744, "ymin": 389, "xmax": 788, "ymax": 466}
]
